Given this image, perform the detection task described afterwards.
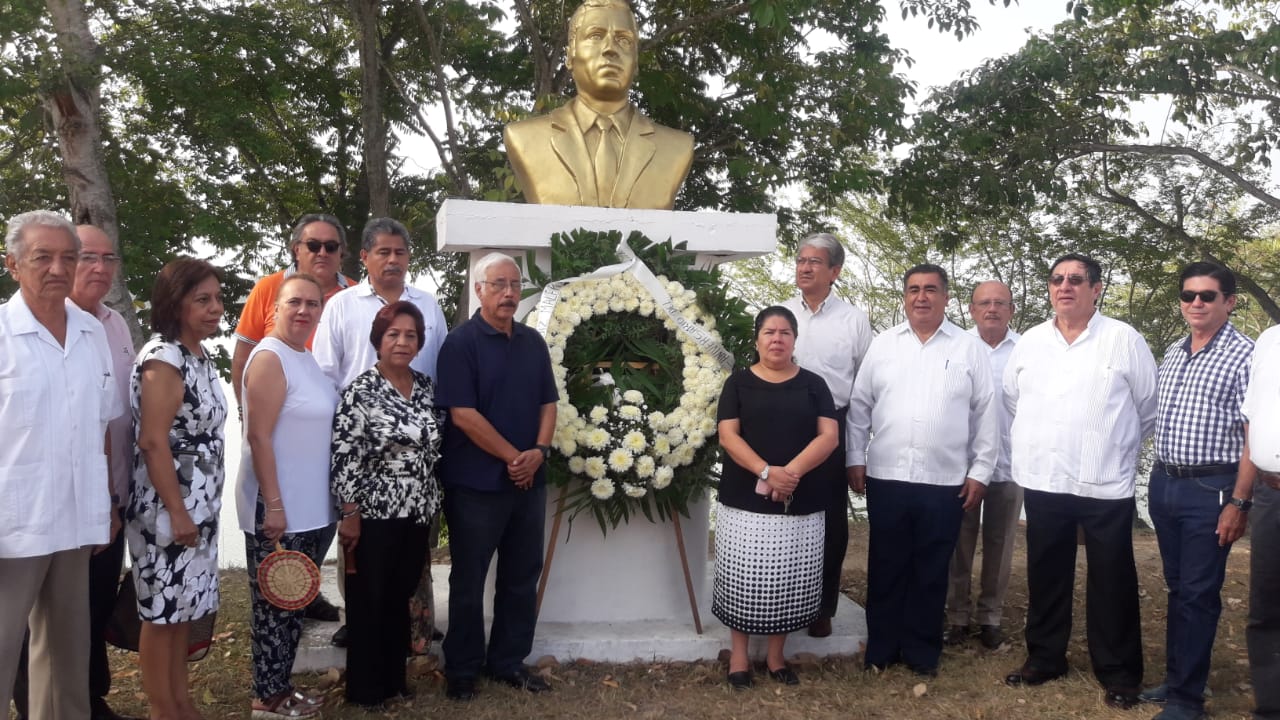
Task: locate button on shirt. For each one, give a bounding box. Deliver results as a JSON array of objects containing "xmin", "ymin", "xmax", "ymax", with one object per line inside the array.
[
  {"xmin": 782, "ymin": 294, "xmax": 874, "ymax": 410},
  {"xmin": 0, "ymin": 295, "xmax": 122, "ymax": 558},
  {"xmin": 1003, "ymin": 311, "xmax": 1158, "ymax": 499},
  {"xmin": 1155, "ymin": 321, "xmax": 1252, "ymax": 466},
  {"xmin": 847, "ymin": 319, "xmax": 999, "ymax": 486},
  {"xmin": 1242, "ymin": 325, "xmax": 1280, "ymax": 473},
  {"xmin": 312, "ymin": 281, "xmax": 449, "ymax": 391},
  {"xmin": 970, "ymin": 326, "xmax": 1020, "ymax": 484}
]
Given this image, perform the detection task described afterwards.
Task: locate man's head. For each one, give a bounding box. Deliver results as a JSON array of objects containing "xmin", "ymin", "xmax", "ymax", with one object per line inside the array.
[
  {"xmin": 1048, "ymin": 253, "xmax": 1102, "ymax": 324},
  {"xmin": 794, "ymin": 232, "xmax": 844, "ymax": 300},
  {"xmin": 359, "ymin": 217, "xmax": 411, "ymax": 293},
  {"xmin": 4, "ymin": 210, "xmax": 80, "ymax": 308},
  {"xmin": 566, "ymin": 0, "xmax": 639, "ymax": 107},
  {"xmin": 969, "ymin": 280, "xmax": 1013, "ymax": 341},
  {"xmin": 1179, "ymin": 261, "xmax": 1236, "ymax": 337},
  {"xmin": 72, "ymin": 224, "xmax": 118, "ymax": 311},
  {"xmin": 902, "ymin": 263, "xmax": 949, "ymax": 334},
  {"xmin": 290, "ymin": 213, "xmax": 345, "ymax": 280},
  {"xmin": 473, "ymin": 252, "xmax": 522, "ymax": 327}
]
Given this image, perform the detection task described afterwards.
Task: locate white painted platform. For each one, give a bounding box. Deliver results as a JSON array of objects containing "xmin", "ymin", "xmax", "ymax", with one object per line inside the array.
[{"xmin": 294, "ymin": 561, "xmax": 866, "ymax": 672}]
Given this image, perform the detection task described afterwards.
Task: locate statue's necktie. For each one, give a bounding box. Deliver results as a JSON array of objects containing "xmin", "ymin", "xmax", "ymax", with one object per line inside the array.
[{"xmin": 594, "ymin": 115, "xmax": 619, "ymax": 206}]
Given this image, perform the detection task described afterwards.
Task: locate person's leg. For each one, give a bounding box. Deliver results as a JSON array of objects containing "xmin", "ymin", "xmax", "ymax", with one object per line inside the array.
[
  {"xmin": 344, "ymin": 518, "xmax": 397, "ymax": 706},
  {"xmin": 247, "ymin": 524, "xmax": 321, "ymax": 704},
  {"xmin": 901, "ymin": 483, "xmax": 965, "ymax": 672},
  {"xmin": 816, "ymin": 414, "xmax": 849, "ymax": 623},
  {"xmin": 1249, "ymin": 483, "xmax": 1280, "ymax": 719},
  {"xmin": 29, "ymin": 546, "xmax": 92, "ymax": 720},
  {"xmin": 387, "ymin": 521, "xmax": 430, "ymax": 697},
  {"xmin": 88, "ymin": 521, "xmax": 128, "ymax": 709},
  {"xmin": 766, "ymin": 634, "xmax": 788, "ymax": 671},
  {"xmin": 1080, "ymin": 495, "xmax": 1143, "ymax": 690},
  {"xmin": 1021, "ymin": 489, "xmax": 1078, "ymax": 675},
  {"xmin": 442, "ymin": 486, "xmax": 508, "ymax": 683},
  {"xmin": 0, "ymin": 555, "xmax": 48, "ymax": 717},
  {"xmin": 487, "ymin": 484, "xmax": 546, "ymax": 674},
  {"xmin": 729, "ymin": 630, "xmax": 750, "ymax": 673},
  {"xmin": 863, "ymin": 477, "xmax": 911, "ymax": 669},
  {"xmin": 975, "ymin": 481, "xmax": 1023, "ymax": 628},
  {"xmin": 139, "ymin": 622, "xmax": 181, "ymax": 720},
  {"xmin": 170, "ymin": 623, "xmax": 199, "ymax": 720},
  {"xmin": 946, "ymin": 502, "xmax": 981, "ymax": 628},
  {"xmin": 1148, "ymin": 468, "xmax": 1181, "ymax": 687}
]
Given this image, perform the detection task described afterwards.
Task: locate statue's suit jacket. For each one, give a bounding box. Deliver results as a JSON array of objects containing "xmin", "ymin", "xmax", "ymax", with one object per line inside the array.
[{"xmin": 503, "ymin": 99, "xmax": 694, "ymax": 210}]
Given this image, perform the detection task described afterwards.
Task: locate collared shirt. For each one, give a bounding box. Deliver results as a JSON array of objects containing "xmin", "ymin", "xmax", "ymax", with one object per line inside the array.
[
  {"xmin": 1155, "ymin": 321, "xmax": 1252, "ymax": 466},
  {"xmin": 1003, "ymin": 311, "xmax": 1158, "ymax": 499},
  {"xmin": 574, "ymin": 101, "xmax": 634, "ymax": 158},
  {"xmin": 970, "ymin": 326, "xmax": 1020, "ymax": 483},
  {"xmin": 93, "ymin": 303, "xmax": 138, "ymax": 502},
  {"xmin": 436, "ymin": 311, "xmax": 558, "ymax": 492},
  {"xmin": 312, "ymin": 280, "xmax": 449, "ymax": 391},
  {"xmin": 1242, "ymin": 325, "xmax": 1280, "ymax": 473},
  {"xmin": 847, "ymin": 319, "xmax": 999, "ymax": 486},
  {"xmin": 782, "ymin": 293, "xmax": 874, "ymax": 411},
  {"xmin": 0, "ymin": 294, "xmax": 122, "ymax": 558},
  {"xmin": 233, "ymin": 266, "xmax": 354, "ymax": 350}
]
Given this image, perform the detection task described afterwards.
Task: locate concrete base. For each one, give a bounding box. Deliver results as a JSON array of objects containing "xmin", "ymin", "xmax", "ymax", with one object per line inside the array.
[{"xmin": 294, "ymin": 561, "xmax": 866, "ymax": 672}]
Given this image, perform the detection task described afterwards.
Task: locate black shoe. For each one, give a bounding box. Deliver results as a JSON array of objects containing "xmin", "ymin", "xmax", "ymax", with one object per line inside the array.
[
  {"xmin": 304, "ymin": 592, "xmax": 341, "ymax": 622},
  {"xmin": 768, "ymin": 665, "xmax": 799, "ymax": 685},
  {"xmin": 91, "ymin": 697, "xmax": 143, "ymax": 720},
  {"xmin": 491, "ymin": 667, "xmax": 551, "ymax": 693},
  {"xmin": 727, "ymin": 671, "xmax": 753, "ymax": 690},
  {"xmin": 1139, "ymin": 684, "xmax": 1168, "ymax": 704},
  {"xmin": 330, "ymin": 624, "xmax": 348, "ymax": 647},
  {"xmin": 446, "ymin": 677, "xmax": 477, "ymax": 701},
  {"xmin": 1103, "ymin": 687, "xmax": 1141, "ymax": 710},
  {"xmin": 1004, "ymin": 663, "xmax": 1066, "ymax": 687},
  {"xmin": 978, "ymin": 624, "xmax": 1004, "ymax": 649},
  {"xmin": 943, "ymin": 624, "xmax": 970, "ymax": 646},
  {"xmin": 909, "ymin": 664, "xmax": 939, "ymax": 678}
]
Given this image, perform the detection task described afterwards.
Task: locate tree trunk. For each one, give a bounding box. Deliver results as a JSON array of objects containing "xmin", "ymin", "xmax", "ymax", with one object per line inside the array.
[
  {"xmin": 43, "ymin": 0, "xmax": 145, "ymax": 348},
  {"xmin": 349, "ymin": 0, "xmax": 390, "ymax": 218}
]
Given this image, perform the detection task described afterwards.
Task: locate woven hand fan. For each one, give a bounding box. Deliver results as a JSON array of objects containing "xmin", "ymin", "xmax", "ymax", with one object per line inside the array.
[{"xmin": 258, "ymin": 541, "xmax": 321, "ymax": 611}]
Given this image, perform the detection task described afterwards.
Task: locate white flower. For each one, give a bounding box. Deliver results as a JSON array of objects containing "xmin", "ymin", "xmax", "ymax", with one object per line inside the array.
[
  {"xmin": 582, "ymin": 428, "xmax": 610, "ymax": 451},
  {"xmin": 592, "ymin": 299, "xmax": 609, "ymax": 315},
  {"xmin": 585, "ymin": 457, "xmax": 607, "ymax": 480},
  {"xmin": 635, "ymin": 455, "xmax": 656, "ymax": 478},
  {"xmin": 558, "ymin": 437, "xmax": 578, "ymax": 456},
  {"xmin": 653, "ymin": 436, "xmax": 671, "ymax": 455},
  {"xmin": 589, "ymin": 405, "xmax": 609, "ymax": 424},
  {"xmin": 609, "ymin": 297, "xmax": 626, "ymax": 313},
  {"xmin": 624, "ymin": 297, "xmax": 639, "ymax": 312},
  {"xmin": 685, "ymin": 430, "xmax": 705, "ymax": 449},
  {"xmin": 648, "ymin": 411, "xmax": 667, "ymax": 430},
  {"xmin": 623, "ymin": 483, "xmax": 647, "ymax": 498},
  {"xmin": 608, "ymin": 449, "xmax": 634, "ymax": 472},
  {"xmin": 622, "ymin": 430, "xmax": 647, "ymax": 453},
  {"xmin": 700, "ymin": 417, "xmax": 716, "ymax": 434},
  {"xmin": 618, "ymin": 405, "xmax": 642, "ymax": 421},
  {"xmin": 622, "ymin": 389, "xmax": 644, "ymax": 404},
  {"xmin": 653, "ymin": 466, "xmax": 674, "ymax": 489},
  {"xmin": 667, "ymin": 427, "xmax": 686, "ymax": 446},
  {"xmin": 568, "ymin": 456, "xmax": 586, "ymax": 474},
  {"xmin": 638, "ymin": 300, "xmax": 654, "ymax": 316},
  {"xmin": 590, "ymin": 478, "xmax": 615, "ymax": 499},
  {"xmin": 567, "ymin": 311, "xmax": 583, "ymax": 326}
]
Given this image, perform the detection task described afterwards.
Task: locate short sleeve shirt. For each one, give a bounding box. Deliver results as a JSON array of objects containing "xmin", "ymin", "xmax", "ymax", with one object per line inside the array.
[{"xmin": 233, "ymin": 267, "xmax": 354, "ymax": 350}]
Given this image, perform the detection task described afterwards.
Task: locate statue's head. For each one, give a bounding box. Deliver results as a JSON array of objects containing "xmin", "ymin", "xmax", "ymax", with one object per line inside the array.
[{"xmin": 566, "ymin": 0, "xmax": 639, "ymax": 105}]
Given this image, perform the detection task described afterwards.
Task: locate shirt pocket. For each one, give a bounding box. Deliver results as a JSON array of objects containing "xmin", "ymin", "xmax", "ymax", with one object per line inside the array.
[
  {"xmin": 0, "ymin": 462, "xmax": 47, "ymax": 533},
  {"xmin": 941, "ymin": 361, "xmax": 973, "ymax": 400},
  {"xmin": 0, "ymin": 376, "xmax": 38, "ymax": 428}
]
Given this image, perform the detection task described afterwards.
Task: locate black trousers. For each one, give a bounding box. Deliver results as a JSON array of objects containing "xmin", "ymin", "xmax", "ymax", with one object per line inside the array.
[
  {"xmin": 1022, "ymin": 489, "xmax": 1143, "ymax": 689},
  {"xmin": 11, "ymin": 516, "xmax": 126, "ymax": 718},
  {"xmin": 818, "ymin": 411, "xmax": 849, "ymax": 618},
  {"xmin": 1249, "ymin": 483, "xmax": 1280, "ymax": 718},
  {"xmin": 344, "ymin": 517, "xmax": 430, "ymax": 706}
]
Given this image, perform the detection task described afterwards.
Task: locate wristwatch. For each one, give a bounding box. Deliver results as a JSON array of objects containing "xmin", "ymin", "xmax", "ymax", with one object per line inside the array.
[
  {"xmin": 1229, "ymin": 496, "xmax": 1253, "ymax": 512},
  {"xmin": 537, "ymin": 444, "xmax": 552, "ymax": 461},
  {"xmin": 759, "ymin": 464, "xmax": 770, "ymax": 482}
]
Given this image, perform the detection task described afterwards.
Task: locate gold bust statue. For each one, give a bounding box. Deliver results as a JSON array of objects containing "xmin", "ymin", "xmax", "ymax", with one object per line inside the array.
[{"xmin": 503, "ymin": 0, "xmax": 694, "ymax": 210}]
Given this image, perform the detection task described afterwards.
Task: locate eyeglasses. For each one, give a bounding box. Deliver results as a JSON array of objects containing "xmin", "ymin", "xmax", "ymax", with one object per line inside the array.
[
  {"xmin": 79, "ymin": 252, "xmax": 120, "ymax": 267},
  {"xmin": 480, "ymin": 280, "xmax": 522, "ymax": 293},
  {"xmin": 1049, "ymin": 273, "xmax": 1088, "ymax": 287},
  {"xmin": 974, "ymin": 299, "xmax": 1010, "ymax": 309},
  {"xmin": 304, "ymin": 240, "xmax": 341, "ymax": 254},
  {"xmin": 1180, "ymin": 290, "xmax": 1222, "ymax": 303},
  {"xmin": 795, "ymin": 257, "xmax": 829, "ymax": 268}
]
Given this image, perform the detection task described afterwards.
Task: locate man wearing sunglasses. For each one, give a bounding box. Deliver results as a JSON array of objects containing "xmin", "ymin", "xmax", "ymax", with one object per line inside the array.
[
  {"xmin": 1002, "ymin": 253, "xmax": 1158, "ymax": 711},
  {"xmin": 1138, "ymin": 262, "xmax": 1254, "ymax": 720}
]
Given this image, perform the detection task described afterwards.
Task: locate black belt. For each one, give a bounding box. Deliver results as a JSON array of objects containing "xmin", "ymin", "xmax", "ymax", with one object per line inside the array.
[{"xmin": 1155, "ymin": 461, "xmax": 1238, "ymax": 479}]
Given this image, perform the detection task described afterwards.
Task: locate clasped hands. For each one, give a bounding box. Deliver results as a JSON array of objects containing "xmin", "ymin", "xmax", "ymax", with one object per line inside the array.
[
  {"xmin": 762, "ymin": 465, "xmax": 800, "ymax": 503},
  {"xmin": 508, "ymin": 448, "xmax": 544, "ymax": 490}
]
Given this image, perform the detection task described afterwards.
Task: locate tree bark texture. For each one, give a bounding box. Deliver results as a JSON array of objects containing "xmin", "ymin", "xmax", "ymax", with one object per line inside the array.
[{"xmin": 350, "ymin": 0, "xmax": 390, "ymax": 218}]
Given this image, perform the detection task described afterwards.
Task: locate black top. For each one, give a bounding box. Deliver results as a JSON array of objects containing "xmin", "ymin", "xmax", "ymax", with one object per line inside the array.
[{"xmin": 716, "ymin": 367, "xmax": 837, "ymax": 515}]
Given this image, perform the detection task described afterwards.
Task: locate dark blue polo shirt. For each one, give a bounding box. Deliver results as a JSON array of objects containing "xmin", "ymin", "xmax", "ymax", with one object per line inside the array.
[{"xmin": 436, "ymin": 310, "xmax": 558, "ymax": 492}]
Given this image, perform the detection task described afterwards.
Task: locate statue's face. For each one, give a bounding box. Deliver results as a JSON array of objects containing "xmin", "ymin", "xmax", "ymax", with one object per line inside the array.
[{"xmin": 567, "ymin": 4, "xmax": 638, "ymax": 104}]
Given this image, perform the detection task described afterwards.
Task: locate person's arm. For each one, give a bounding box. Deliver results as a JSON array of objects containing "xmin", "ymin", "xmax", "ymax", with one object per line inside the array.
[
  {"xmin": 785, "ymin": 416, "xmax": 839, "ymax": 479},
  {"xmin": 1219, "ymin": 425, "xmax": 1256, "ymax": 546},
  {"xmin": 243, "ymin": 349, "xmax": 289, "ymax": 541},
  {"xmin": 331, "ymin": 382, "xmax": 371, "ymax": 551},
  {"xmin": 845, "ymin": 354, "xmax": 875, "ymax": 494},
  {"xmin": 230, "ymin": 339, "xmax": 254, "ymax": 410},
  {"xmin": 508, "ymin": 401, "xmax": 557, "ymax": 488},
  {"xmin": 136, "ymin": 359, "xmax": 198, "ymax": 547},
  {"xmin": 449, "ymin": 406, "xmax": 522, "ymax": 465},
  {"xmin": 718, "ymin": 417, "xmax": 799, "ymax": 497}
]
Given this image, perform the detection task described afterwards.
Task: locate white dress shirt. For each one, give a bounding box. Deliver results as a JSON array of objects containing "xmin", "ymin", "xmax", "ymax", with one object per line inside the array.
[
  {"xmin": 0, "ymin": 295, "xmax": 123, "ymax": 558},
  {"xmin": 312, "ymin": 280, "xmax": 449, "ymax": 391},
  {"xmin": 1003, "ymin": 311, "xmax": 1158, "ymax": 499},
  {"xmin": 783, "ymin": 293, "xmax": 874, "ymax": 410},
  {"xmin": 847, "ymin": 319, "xmax": 999, "ymax": 486},
  {"xmin": 1242, "ymin": 325, "xmax": 1280, "ymax": 473},
  {"xmin": 970, "ymin": 326, "xmax": 1020, "ymax": 484},
  {"xmin": 92, "ymin": 304, "xmax": 138, "ymax": 503}
]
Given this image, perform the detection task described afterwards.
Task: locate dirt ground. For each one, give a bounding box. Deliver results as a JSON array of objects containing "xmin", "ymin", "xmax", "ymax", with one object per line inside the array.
[{"xmin": 54, "ymin": 523, "xmax": 1258, "ymax": 719}]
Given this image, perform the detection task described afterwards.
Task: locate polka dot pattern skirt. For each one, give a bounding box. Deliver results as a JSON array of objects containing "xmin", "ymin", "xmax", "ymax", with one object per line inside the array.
[{"xmin": 712, "ymin": 504, "xmax": 824, "ymax": 635}]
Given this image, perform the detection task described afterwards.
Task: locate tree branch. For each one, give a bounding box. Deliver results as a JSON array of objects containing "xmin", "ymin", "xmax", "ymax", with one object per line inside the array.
[
  {"xmin": 409, "ymin": 0, "xmax": 473, "ymax": 197},
  {"xmin": 1071, "ymin": 141, "xmax": 1280, "ymax": 212},
  {"xmin": 510, "ymin": 0, "xmax": 555, "ymax": 99},
  {"xmin": 644, "ymin": 3, "xmax": 750, "ymax": 49}
]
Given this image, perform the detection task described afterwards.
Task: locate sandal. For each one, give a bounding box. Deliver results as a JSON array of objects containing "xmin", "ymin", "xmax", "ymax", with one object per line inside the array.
[{"xmin": 251, "ymin": 691, "xmax": 322, "ymax": 719}]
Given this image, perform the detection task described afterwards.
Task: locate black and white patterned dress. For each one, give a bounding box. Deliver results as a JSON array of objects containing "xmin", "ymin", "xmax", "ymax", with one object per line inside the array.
[{"xmin": 126, "ymin": 337, "xmax": 227, "ymax": 623}]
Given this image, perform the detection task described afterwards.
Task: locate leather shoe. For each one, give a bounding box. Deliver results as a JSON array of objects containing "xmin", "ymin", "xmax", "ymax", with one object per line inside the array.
[
  {"xmin": 446, "ymin": 677, "xmax": 477, "ymax": 701},
  {"xmin": 978, "ymin": 624, "xmax": 1004, "ymax": 649},
  {"xmin": 491, "ymin": 667, "xmax": 551, "ymax": 693},
  {"xmin": 1103, "ymin": 687, "xmax": 1141, "ymax": 710},
  {"xmin": 807, "ymin": 617, "xmax": 832, "ymax": 638},
  {"xmin": 768, "ymin": 666, "xmax": 799, "ymax": 685},
  {"xmin": 303, "ymin": 592, "xmax": 341, "ymax": 622},
  {"xmin": 910, "ymin": 664, "xmax": 938, "ymax": 678},
  {"xmin": 91, "ymin": 699, "xmax": 143, "ymax": 720},
  {"xmin": 1139, "ymin": 684, "xmax": 1168, "ymax": 704},
  {"xmin": 943, "ymin": 624, "xmax": 970, "ymax": 646},
  {"xmin": 727, "ymin": 671, "xmax": 753, "ymax": 690},
  {"xmin": 1152, "ymin": 704, "xmax": 1208, "ymax": 720},
  {"xmin": 1004, "ymin": 663, "xmax": 1066, "ymax": 687}
]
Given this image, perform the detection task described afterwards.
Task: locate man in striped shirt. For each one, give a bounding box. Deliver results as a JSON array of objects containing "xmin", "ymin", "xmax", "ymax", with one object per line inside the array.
[{"xmin": 1142, "ymin": 262, "xmax": 1254, "ymax": 720}]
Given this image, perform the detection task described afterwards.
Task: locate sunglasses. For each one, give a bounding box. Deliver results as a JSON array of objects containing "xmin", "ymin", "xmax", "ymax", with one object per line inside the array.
[
  {"xmin": 1049, "ymin": 273, "xmax": 1088, "ymax": 287},
  {"xmin": 1180, "ymin": 290, "xmax": 1222, "ymax": 303},
  {"xmin": 304, "ymin": 240, "xmax": 341, "ymax": 254}
]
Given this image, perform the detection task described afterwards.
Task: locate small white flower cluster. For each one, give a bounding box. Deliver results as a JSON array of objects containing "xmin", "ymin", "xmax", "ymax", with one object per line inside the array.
[{"xmin": 532, "ymin": 272, "xmax": 729, "ymax": 505}]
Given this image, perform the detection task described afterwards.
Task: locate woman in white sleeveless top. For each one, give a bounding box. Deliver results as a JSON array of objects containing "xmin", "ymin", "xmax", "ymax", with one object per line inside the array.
[{"xmin": 235, "ymin": 275, "xmax": 338, "ymax": 719}]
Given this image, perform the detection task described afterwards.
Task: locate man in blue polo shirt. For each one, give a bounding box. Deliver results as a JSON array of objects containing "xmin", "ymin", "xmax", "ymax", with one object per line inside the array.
[{"xmin": 437, "ymin": 252, "xmax": 558, "ymax": 702}]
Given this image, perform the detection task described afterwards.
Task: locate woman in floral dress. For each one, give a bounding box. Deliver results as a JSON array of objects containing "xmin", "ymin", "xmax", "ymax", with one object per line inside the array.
[{"xmin": 127, "ymin": 257, "xmax": 227, "ymax": 720}]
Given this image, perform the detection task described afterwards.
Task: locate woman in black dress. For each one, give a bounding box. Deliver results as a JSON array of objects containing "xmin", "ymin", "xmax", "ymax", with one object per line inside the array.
[{"xmin": 714, "ymin": 306, "xmax": 839, "ymax": 689}]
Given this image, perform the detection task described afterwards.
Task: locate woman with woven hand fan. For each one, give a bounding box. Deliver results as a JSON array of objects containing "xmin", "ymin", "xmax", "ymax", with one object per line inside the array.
[{"xmin": 236, "ymin": 275, "xmax": 338, "ymax": 719}]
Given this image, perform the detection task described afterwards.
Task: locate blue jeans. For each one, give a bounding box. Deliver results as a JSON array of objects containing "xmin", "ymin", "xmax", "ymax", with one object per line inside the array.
[{"xmin": 1149, "ymin": 467, "xmax": 1235, "ymax": 712}]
